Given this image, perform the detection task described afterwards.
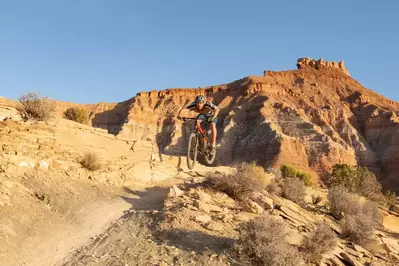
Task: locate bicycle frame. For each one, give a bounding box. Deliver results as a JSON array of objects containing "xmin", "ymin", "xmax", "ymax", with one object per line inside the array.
[{"xmin": 183, "ymin": 116, "xmax": 211, "ymax": 151}]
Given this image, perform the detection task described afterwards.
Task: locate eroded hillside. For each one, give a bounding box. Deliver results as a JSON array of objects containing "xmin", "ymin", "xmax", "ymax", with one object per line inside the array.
[{"xmin": 2, "ymin": 58, "xmax": 399, "ymax": 192}]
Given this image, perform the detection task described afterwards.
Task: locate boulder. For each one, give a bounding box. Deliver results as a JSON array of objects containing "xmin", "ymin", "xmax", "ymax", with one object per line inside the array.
[
  {"xmin": 168, "ymin": 185, "xmax": 184, "ymax": 198},
  {"xmin": 194, "ymin": 215, "xmax": 211, "ymax": 223},
  {"xmin": 194, "ymin": 190, "xmax": 212, "ymax": 203}
]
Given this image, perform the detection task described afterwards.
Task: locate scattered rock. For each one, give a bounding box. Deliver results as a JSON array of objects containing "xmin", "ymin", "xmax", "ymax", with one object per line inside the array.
[
  {"xmin": 248, "ymin": 201, "xmax": 264, "ymax": 214},
  {"xmin": 194, "ymin": 200, "xmax": 210, "ymax": 213},
  {"xmin": 260, "ymin": 195, "xmax": 274, "ymax": 210},
  {"xmin": 389, "ymin": 204, "xmax": 399, "ymax": 214},
  {"xmin": 208, "ymin": 204, "xmax": 223, "ymax": 213},
  {"xmin": 350, "ymin": 243, "xmax": 373, "ymax": 258},
  {"xmin": 381, "ymin": 237, "xmax": 399, "ymax": 254},
  {"xmin": 205, "ymin": 222, "xmax": 224, "ymax": 232},
  {"xmin": 340, "ymin": 252, "xmax": 362, "ymax": 266},
  {"xmin": 193, "ymin": 215, "xmax": 211, "ymax": 223},
  {"xmin": 194, "ymin": 190, "xmax": 212, "ymax": 203},
  {"xmin": 233, "ymin": 212, "xmax": 256, "ymax": 222},
  {"xmin": 221, "ymin": 214, "xmax": 233, "ymax": 223},
  {"xmin": 39, "ymin": 160, "xmax": 49, "ymax": 169},
  {"xmin": 284, "ymin": 230, "xmax": 303, "ymax": 246},
  {"xmin": 168, "ymin": 185, "xmax": 184, "ymax": 198}
]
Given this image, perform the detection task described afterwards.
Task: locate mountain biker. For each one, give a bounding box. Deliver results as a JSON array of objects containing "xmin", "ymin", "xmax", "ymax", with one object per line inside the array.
[{"xmin": 177, "ymin": 95, "xmax": 219, "ymax": 153}]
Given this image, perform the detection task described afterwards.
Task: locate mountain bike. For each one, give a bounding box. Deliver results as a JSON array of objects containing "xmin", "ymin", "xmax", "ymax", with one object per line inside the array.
[{"xmin": 178, "ymin": 116, "xmax": 216, "ymax": 170}]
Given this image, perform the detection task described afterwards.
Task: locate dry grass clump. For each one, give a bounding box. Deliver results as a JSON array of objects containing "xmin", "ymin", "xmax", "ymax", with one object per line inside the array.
[
  {"xmin": 237, "ymin": 215, "xmax": 302, "ymax": 266},
  {"xmin": 18, "ymin": 92, "xmax": 55, "ymax": 121},
  {"xmin": 63, "ymin": 107, "xmax": 89, "ymax": 124},
  {"xmin": 206, "ymin": 162, "xmax": 268, "ymax": 200},
  {"xmin": 80, "ymin": 152, "xmax": 102, "ymax": 171},
  {"xmin": 311, "ymin": 194, "xmax": 323, "ymax": 205},
  {"xmin": 300, "ymin": 222, "xmax": 337, "ymax": 263}
]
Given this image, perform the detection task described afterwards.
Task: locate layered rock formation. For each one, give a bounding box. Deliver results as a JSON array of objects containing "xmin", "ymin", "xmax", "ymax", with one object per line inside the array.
[
  {"xmin": 296, "ymin": 57, "xmax": 350, "ymax": 76},
  {"xmin": 107, "ymin": 62, "xmax": 399, "ymax": 191},
  {"xmin": 1, "ymin": 59, "xmax": 398, "ymax": 192}
]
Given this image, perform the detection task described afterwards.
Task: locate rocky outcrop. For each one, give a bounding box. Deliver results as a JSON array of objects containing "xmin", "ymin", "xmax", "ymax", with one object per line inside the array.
[
  {"xmin": 112, "ymin": 63, "xmax": 399, "ymax": 191},
  {"xmin": 296, "ymin": 57, "xmax": 350, "ymax": 76}
]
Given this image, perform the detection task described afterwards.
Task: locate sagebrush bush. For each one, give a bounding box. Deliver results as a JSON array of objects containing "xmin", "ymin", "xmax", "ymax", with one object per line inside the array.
[
  {"xmin": 80, "ymin": 152, "xmax": 102, "ymax": 171},
  {"xmin": 327, "ymin": 186, "xmax": 359, "ymax": 219},
  {"xmin": 282, "ymin": 177, "xmax": 306, "ymax": 204},
  {"xmin": 64, "ymin": 107, "xmax": 89, "ymax": 124},
  {"xmin": 341, "ymin": 201, "xmax": 382, "ymax": 245},
  {"xmin": 385, "ymin": 190, "xmax": 397, "ymax": 205},
  {"xmin": 266, "ymin": 178, "xmax": 283, "ymax": 196},
  {"xmin": 330, "ymin": 164, "xmax": 382, "ymax": 200},
  {"xmin": 18, "ymin": 92, "xmax": 55, "ymax": 121},
  {"xmin": 328, "ymin": 186, "xmax": 382, "ymax": 244},
  {"xmin": 206, "ymin": 162, "xmax": 268, "ymax": 200},
  {"xmin": 300, "ymin": 222, "xmax": 337, "ymax": 264},
  {"xmin": 237, "ymin": 215, "xmax": 302, "ymax": 266}
]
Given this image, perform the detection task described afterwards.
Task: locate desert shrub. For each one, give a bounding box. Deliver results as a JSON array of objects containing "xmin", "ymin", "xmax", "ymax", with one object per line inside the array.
[
  {"xmin": 266, "ymin": 178, "xmax": 283, "ymax": 196},
  {"xmin": 385, "ymin": 190, "xmax": 397, "ymax": 205},
  {"xmin": 341, "ymin": 201, "xmax": 382, "ymax": 245},
  {"xmin": 282, "ymin": 177, "xmax": 306, "ymax": 204},
  {"xmin": 296, "ymin": 171, "xmax": 312, "ymax": 186},
  {"xmin": 328, "ymin": 186, "xmax": 382, "ymax": 244},
  {"xmin": 63, "ymin": 107, "xmax": 89, "ymax": 124},
  {"xmin": 237, "ymin": 215, "xmax": 302, "ymax": 266},
  {"xmin": 18, "ymin": 92, "xmax": 55, "ymax": 121},
  {"xmin": 311, "ymin": 194, "xmax": 323, "ymax": 205},
  {"xmin": 206, "ymin": 162, "xmax": 268, "ymax": 200},
  {"xmin": 280, "ymin": 164, "xmax": 312, "ymax": 186},
  {"xmin": 280, "ymin": 164, "xmax": 297, "ymax": 178},
  {"xmin": 327, "ymin": 186, "xmax": 360, "ymax": 219},
  {"xmin": 80, "ymin": 152, "xmax": 102, "ymax": 171},
  {"xmin": 330, "ymin": 164, "xmax": 382, "ymax": 200},
  {"xmin": 300, "ymin": 222, "xmax": 337, "ymax": 264}
]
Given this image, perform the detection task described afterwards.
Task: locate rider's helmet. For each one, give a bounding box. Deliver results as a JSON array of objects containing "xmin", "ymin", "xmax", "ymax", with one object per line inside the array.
[{"xmin": 194, "ymin": 95, "xmax": 206, "ymax": 104}]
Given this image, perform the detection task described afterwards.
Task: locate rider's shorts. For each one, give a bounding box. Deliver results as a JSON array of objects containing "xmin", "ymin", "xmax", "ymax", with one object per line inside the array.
[{"xmin": 197, "ymin": 114, "xmax": 218, "ymax": 124}]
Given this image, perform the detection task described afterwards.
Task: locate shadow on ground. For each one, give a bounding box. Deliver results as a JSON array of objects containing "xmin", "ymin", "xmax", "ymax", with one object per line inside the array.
[{"xmin": 157, "ymin": 228, "xmax": 236, "ymax": 254}]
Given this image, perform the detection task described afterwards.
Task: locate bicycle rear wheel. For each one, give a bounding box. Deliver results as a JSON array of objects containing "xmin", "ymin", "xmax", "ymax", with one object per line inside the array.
[{"xmin": 187, "ymin": 132, "xmax": 198, "ymax": 170}]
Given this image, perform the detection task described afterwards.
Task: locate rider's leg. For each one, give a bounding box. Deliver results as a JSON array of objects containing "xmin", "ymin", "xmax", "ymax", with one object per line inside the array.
[{"xmin": 211, "ymin": 120, "xmax": 217, "ymax": 148}]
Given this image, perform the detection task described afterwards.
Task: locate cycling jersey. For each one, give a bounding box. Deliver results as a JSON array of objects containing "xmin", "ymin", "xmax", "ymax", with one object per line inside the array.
[{"xmin": 186, "ymin": 101, "xmax": 218, "ymax": 117}]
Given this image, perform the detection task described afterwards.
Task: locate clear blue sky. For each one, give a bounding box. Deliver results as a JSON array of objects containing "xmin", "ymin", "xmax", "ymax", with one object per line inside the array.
[{"xmin": 1, "ymin": 0, "xmax": 398, "ymax": 103}]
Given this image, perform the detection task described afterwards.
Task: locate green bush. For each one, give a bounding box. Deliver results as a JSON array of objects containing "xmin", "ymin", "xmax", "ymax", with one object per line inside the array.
[
  {"xmin": 64, "ymin": 107, "xmax": 89, "ymax": 124},
  {"xmin": 18, "ymin": 92, "xmax": 55, "ymax": 121},
  {"xmin": 330, "ymin": 164, "xmax": 382, "ymax": 200},
  {"xmin": 280, "ymin": 164, "xmax": 297, "ymax": 178},
  {"xmin": 280, "ymin": 164, "xmax": 312, "ymax": 186},
  {"xmin": 296, "ymin": 172, "xmax": 312, "ymax": 186}
]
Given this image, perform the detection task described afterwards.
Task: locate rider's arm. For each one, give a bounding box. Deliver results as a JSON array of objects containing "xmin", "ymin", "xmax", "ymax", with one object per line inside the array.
[
  {"xmin": 213, "ymin": 107, "xmax": 220, "ymax": 118},
  {"xmin": 205, "ymin": 102, "xmax": 219, "ymax": 118},
  {"xmin": 177, "ymin": 102, "xmax": 196, "ymax": 118}
]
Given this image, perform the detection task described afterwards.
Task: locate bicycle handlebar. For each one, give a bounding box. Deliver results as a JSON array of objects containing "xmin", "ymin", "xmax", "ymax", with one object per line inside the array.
[{"xmin": 178, "ymin": 117, "xmax": 197, "ymax": 121}]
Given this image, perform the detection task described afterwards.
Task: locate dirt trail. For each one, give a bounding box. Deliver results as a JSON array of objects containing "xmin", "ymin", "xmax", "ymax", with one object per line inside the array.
[
  {"xmin": 58, "ymin": 185, "xmax": 231, "ymax": 266},
  {"xmin": 18, "ymin": 199, "xmax": 132, "ymax": 266}
]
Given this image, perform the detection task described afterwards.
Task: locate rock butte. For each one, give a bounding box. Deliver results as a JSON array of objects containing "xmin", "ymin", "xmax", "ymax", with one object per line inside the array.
[{"xmin": 1, "ymin": 58, "xmax": 399, "ymax": 192}]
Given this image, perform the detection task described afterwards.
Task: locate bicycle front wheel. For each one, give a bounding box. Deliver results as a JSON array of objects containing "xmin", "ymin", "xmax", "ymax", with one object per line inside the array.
[{"xmin": 187, "ymin": 132, "xmax": 198, "ymax": 170}]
